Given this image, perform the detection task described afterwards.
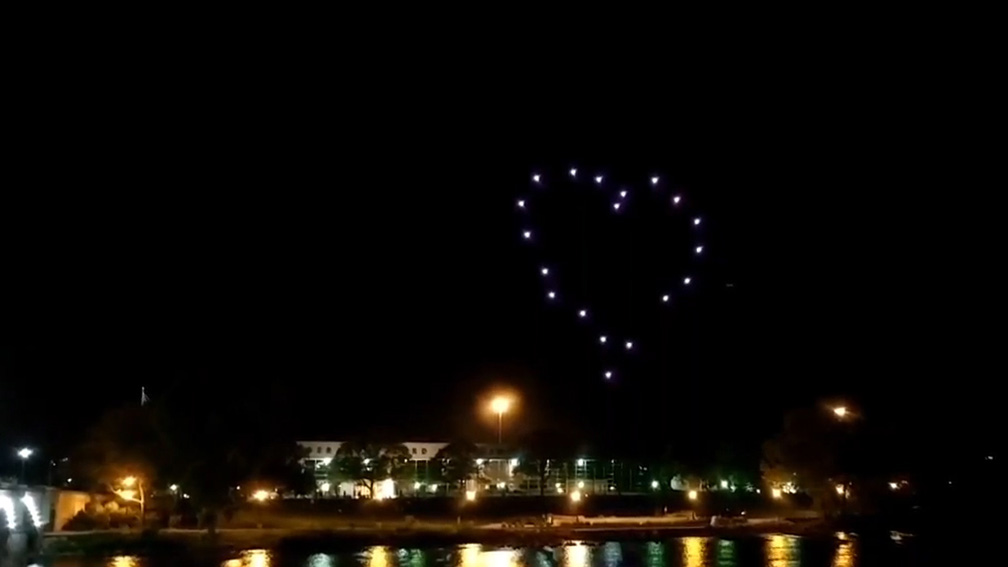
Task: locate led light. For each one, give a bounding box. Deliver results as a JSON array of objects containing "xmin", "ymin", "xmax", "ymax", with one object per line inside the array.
[
  {"xmin": 569, "ymin": 168, "xmax": 577, "ymax": 177},
  {"xmin": 522, "ymin": 230, "xmax": 532, "ymax": 240},
  {"xmin": 604, "ymin": 370, "xmax": 613, "ymax": 379},
  {"xmin": 517, "ymin": 199, "xmax": 526, "ymax": 208},
  {"xmin": 683, "ymin": 277, "xmax": 692, "ymax": 285},
  {"xmin": 594, "ymin": 175, "xmax": 603, "ymax": 184},
  {"xmin": 578, "ymin": 309, "xmax": 587, "ymax": 318},
  {"xmin": 662, "ymin": 294, "xmax": 670, "ymax": 302},
  {"xmin": 695, "ymin": 245, "xmax": 703, "ymax": 254},
  {"xmin": 532, "ymin": 174, "xmax": 541, "ymax": 183},
  {"xmin": 613, "ymin": 202, "xmax": 621, "ymax": 211},
  {"xmin": 651, "ymin": 176, "xmax": 659, "ymax": 185},
  {"xmin": 599, "ymin": 335, "xmax": 607, "ymax": 344},
  {"xmin": 619, "ymin": 190, "xmax": 628, "ymax": 198},
  {"xmin": 547, "ymin": 291, "xmax": 556, "ymax": 300},
  {"xmin": 673, "ymin": 195, "xmax": 681, "ymax": 205},
  {"xmin": 693, "ymin": 217, "xmax": 701, "ymax": 226},
  {"xmin": 625, "ymin": 341, "xmax": 633, "ymax": 350},
  {"xmin": 541, "ymin": 267, "xmax": 549, "ymax": 276}
]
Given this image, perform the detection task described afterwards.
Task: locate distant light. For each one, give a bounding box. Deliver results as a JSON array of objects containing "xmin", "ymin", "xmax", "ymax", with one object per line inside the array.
[
  {"xmin": 833, "ymin": 406, "xmax": 848, "ymax": 418},
  {"xmin": 570, "ymin": 490, "xmax": 582, "ymax": 503},
  {"xmin": 517, "ymin": 199, "xmax": 526, "ymax": 208},
  {"xmin": 693, "ymin": 217, "xmax": 701, "ymax": 226},
  {"xmin": 522, "ymin": 230, "xmax": 532, "ymax": 240},
  {"xmin": 661, "ymin": 294, "xmax": 670, "ymax": 303},
  {"xmin": 651, "ymin": 480, "xmax": 659, "ymax": 490},
  {"xmin": 594, "ymin": 175, "xmax": 603, "ymax": 184},
  {"xmin": 169, "ymin": 484, "xmax": 178, "ymax": 492},
  {"xmin": 651, "ymin": 176, "xmax": 659, "ymax": 185},
  {"xmin": 683, "ymin": 277, "xmax": 692, "ymax": 285},
  {"xmin": 888, "ymin": 482, "xmax": 899, "ymax": 490},
  {"xmin": 497, "ymin": 481, "xmax": 506, "ymax": 489},
  {"xmin": 604, "ymin": 370, "xmax": 613, "ymax": 379},
  {"xmin": 465, "ymin": 490, "xmax": 477, "ymax": 501},
  {"xmin": 541, "ymin": 267, "xmax": 549, "ymax": 276},
  {"xmin": 509, "ymin": 458, "xmax": 518, "ymax": 467},
  {"xmin": 16, "ymin": 448, "xmax": 32, "ymax": 460},
  {"xmin": 599, "ymin": 335, "xmax": 607, "ymax": 344},
  {"xmin": 253, "ymin": 490, "xmax": 270, "ymax": 502},
  {"xmin": 532, "ymin": 174, "xmax": 541, "ymax": 183},
  {"xmin": 720, "ymin": 479, "xmax": 729, "ymax": 489},
  {"xmin": 414, "ymin": 482, "xmax": 422, "ymax": 490},
  {"xmin": 688, "ymin": 490, "xmax": 698, "ymax": 501},
  {"xmin": 569, "ymin": 168, "xmax": 577, "ymax": 177},
  {"xmin": 771, "ymin": 488, "xmax": 782, "ymax": 499},
  {"xmin": 475, "ymin": 458, "xmax": 485, "ymax": 465},
  {"xmin": 320, "ymin": 481, "xmax": 331, "ymax": 493},
  {"xmin": 695, "ymin": 245, "xmax": 703, "ymax": 254},
  {"xmin": 835, "ymin": 484, "xmax": 846, "ymax": 495},
  {"xmin": 613, "ymin": 202, "xmax": 621, "ymax": 211},
  {"xmin": 619, "ymin": 190, "xmax": 628, "ymax": 198},
  {"xmin": 547, "ymin": 291, "xmax": 556, "ymax": 300},
  {"xmin": 672, "ymin": 195, "xmax": 681, "ymax": 205},
  {"xmin": 578, "ymin": 309, "xmax": 587, "ymax": 318},
  {"xmin": 624, "ymin": 341, "xmax": 633, "ymax": 350},
  {"xmin": 576, "ymin": 458, "xmax": 586, "ymax": 467}
]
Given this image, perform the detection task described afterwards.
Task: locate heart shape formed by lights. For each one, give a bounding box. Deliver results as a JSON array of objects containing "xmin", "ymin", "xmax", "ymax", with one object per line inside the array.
[{"xmin": 515, "ymin": 167, "xmax": 708, "ymax": 382}]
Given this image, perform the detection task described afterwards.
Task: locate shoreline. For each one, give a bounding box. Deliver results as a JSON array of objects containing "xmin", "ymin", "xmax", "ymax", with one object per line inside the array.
[{"xmin": 41, "ymin": 520, "xmax": 831, "ymax": 556}]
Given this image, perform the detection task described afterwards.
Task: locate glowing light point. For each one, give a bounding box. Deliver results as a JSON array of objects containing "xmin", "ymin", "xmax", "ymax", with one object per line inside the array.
[
  {"xmin": 541, "ymin": 267, "xmax": 549, "ymax": 276},
  {"xmin": 569, "ymin": 168, "xmax": 577, "ymax": 177},
  {"xmin": 673, "ymin": 195, "xmax": 682, "ymax": 205},
  {"xmin": 532, "ymin": 173, "xmax": 541, "ymax": 183},
  {"xmin": 651, "ymin": 176, "xmax": 659, "ymax": 185},
  {"xmin": 517, "ymin": 199, "xmax": 526, "ymax": 208},
  {"xmin": 619, "ymin": 190, "xmax": 628, "ymax": 198},
  {"xmin": 594, "ymin": 175, "xmax": 603, "ymax": 184},
  {"xmin": 683, "ymin": 277, "xmax": 692, "ymax": 285},
  {"xmin": 625, "ymin": 340, "xmax": 634, "ymax": 350},
  {"xmin": 599, "ymin": 335, "xmax": 607, "ymax": 344},
  {"xmin": 662, "ymin": 294, "xmax": 670, "ymax": 303},
  {"xmin": 612, "ymin": 202, "xmax": 621, "ymax": 211},
  {"xmin": 604, "ymin": 370, "xmax": 613, "ymax": 379},
  {"xmin": 522, "ymin": 230, "xmax": 532, "ymax": 240},
  {"xmin": 695, "ymin": 245, "xmax": 703, "ymax": 254},
  {"xmin": 693, "ymin": 217, "xmax": 701, "ymax": 226},
  {"xmin": 578, "ymin": 309, "xmax": 587, "ymax": 318},
  {"xmin": 547, "ymin": 291, "xmax": 556, "ymax": 300}
]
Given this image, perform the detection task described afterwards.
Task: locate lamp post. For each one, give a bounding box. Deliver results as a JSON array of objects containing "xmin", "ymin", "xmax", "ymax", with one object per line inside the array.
[
  {"xmin": 490, "ymin": 397, "xmax": 511, "ymax": 444},
  {"xmin": 17, "ymin": 448, "xmax": 33, "ymax": 484}
]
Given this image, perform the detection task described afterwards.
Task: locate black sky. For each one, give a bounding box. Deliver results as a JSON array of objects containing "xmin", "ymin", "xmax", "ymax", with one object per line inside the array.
[{"xmin": 2, "ymin": 40, "xmax": 1004, "ymax": 475}]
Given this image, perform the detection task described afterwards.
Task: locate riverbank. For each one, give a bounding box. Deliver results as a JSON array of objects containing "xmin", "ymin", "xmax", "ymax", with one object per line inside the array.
[{"xmin": 42, "ymin": 519, "xmax": 829, "ymax": 556}]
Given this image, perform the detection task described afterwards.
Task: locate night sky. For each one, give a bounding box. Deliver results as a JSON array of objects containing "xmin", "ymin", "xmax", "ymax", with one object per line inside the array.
[{"xmin": 2, "ymin": 59, "xmax": 1003, "ymax": 478}]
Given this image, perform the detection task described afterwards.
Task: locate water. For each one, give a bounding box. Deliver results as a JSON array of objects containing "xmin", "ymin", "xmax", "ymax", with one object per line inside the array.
[{"xmin": 36, "ymin": 535, "xmax": 925, "ymax": 567}]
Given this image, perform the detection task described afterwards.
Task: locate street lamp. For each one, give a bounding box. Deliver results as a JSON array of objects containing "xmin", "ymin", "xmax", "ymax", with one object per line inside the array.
[
  {"xmin": 16, "ymin": 448, "xmax": 32, "ymax": 483},
  {"xmin": 490, "ymin": 396, "xmax": 511, "ymax": 444},
  {"xmin": 832, "ymin": 406, "xmax": 848, "ymax": 418}
]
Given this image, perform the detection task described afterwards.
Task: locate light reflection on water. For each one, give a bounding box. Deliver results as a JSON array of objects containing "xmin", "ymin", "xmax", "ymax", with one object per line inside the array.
[{"xmin": 45, "ymin": 536, "xmax": 873, "ymax": 567}]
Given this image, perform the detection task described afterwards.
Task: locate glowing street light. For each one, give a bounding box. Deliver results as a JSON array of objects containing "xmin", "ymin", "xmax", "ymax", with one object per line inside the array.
[
  {"xmin": 688, "ymin": 490, "xmax": 698, "ymax": 501},
  {"xmin": 599, "ymin": 335, "xmax": 607, "ymax": 344},
  {"xmin": 672, "ymin": 195, "xmax": 682, "ymax": 205},
  {"xmin": 491, "ymin": 397, "xmax": 511, "ymax": 444},
  {"xmin": 465, "ymin": 489, "xmax": 477, "ymax": 501},
  {"xmin": 771, "ymin": 487, "xmax": 783, "ymax": 499},
  {"xmin": 16, "ymin": 448, "xmax": 32, "ymax": 483},
  {"xmin": 570, "ymin": 489, "xmax": 582, "ymax": 503},
  {"xmin": 833, "ymin": 406, "xmax": 848, "ymax": 418},
  {"xmin": 253, "ymin": 490, "xmax": 270, "ymax": 502},
  {"xmin": 604, "ymin": 370, "xmax": 613, "ymax": 379}
]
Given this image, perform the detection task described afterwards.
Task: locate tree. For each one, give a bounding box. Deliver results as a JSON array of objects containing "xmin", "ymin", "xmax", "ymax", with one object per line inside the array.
[
  {"xmin": 514, "ymin": 429, "xmax": 574, "ymax": 497},
  {"xmin": 433, "ymin": 440, "xmax": 480, "ymax": 492},
  {"xmin": 332, "ymin": 442, "xmax": 411, "ymax": 498},
  {"xmin": 70, "ymin": 404, "xmax": 169, "ymax": 491}
]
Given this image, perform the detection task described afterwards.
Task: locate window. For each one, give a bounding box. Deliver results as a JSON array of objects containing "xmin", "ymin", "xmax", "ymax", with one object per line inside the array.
[
  {"xmin": 316, "ymin": 447, "xmax": 322, "ymax": 453},
  {"xmin": 412, "ymin": 448, "xmax": 417, "ymax": 454},
  {"xmin": 326, "ymin": 446, "xmax": 332, "ymax": 453},
  {"xmin": 421, "ymin": 448, "xmax": 427, "ymax": 455}
]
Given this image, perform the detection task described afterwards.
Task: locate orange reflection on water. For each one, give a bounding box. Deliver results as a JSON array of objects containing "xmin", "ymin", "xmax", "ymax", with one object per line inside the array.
[
  {"xmin": 765, "ymin": 535, "xmax": 799, "ymax": 567},
  {"xmin": 832, "ymin": 542, "xmax": 854, "ymax": 567},
  {"xmin": 109, "ymin": 557, "xmax": 138, "ymax": 567},
  {"xmin": 681, "ymin": 537, "xmax": 708, "ymax": 567},
  {"xmin": 459, "ymin": 543, "xmax": 519, "ymax": 567},
  {"xmin": 369, "ymin": 546, "xmax": 391, "ymax": 567},
  {"xmin": 564, "ymin": 542, "xmax": 589, "ymax": 567}
]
